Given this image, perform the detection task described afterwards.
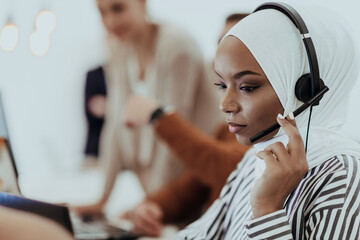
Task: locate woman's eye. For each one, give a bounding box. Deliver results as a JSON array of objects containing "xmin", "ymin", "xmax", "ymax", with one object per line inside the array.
[
  {"xmin": 240, "ymin": 86, "xmax": 258, "ymax": 92},
  {"xmin": 214, "ymin": 83, "xmax": 227, "ymax": 90},
  {"xmin": 111, "ymin": 4, "xmax": 124, "ymax": 13}
]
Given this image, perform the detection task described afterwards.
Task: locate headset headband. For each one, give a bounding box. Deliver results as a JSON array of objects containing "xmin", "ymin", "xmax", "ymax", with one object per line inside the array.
[{"xmin": 254, "ymin": 2, "xmax": 320, "ymax": 99}]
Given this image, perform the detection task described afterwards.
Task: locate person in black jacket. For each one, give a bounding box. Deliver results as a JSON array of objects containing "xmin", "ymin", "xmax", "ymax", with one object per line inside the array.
[{"xmin": 84, "ymin": 66, "xmax": 107, "ymax": 162}]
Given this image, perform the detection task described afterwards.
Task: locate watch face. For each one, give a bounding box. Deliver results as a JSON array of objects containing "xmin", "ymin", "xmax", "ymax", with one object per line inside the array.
[{"xmin": 150, "ymin": 107, "xmax": 164, "ymax": 123}]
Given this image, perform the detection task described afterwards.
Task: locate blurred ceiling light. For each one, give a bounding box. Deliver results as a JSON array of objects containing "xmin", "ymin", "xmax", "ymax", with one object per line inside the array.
[
  {"xmin": 29, "ymin": 31, "xmax": 50, "ymax": 57},
  {"xmin": 0, "ymin": 22, "xmax": 19, "ymax": 52},
  {"xmin": 36, "ymin": 10, "xmax": 57, "ymax": 34}
]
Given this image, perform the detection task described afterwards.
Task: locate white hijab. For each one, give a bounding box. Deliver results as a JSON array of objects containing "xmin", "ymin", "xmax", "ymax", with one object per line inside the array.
[{"xmin": 225, "ymin": 5, "xmax": 360, "ymax": 168}]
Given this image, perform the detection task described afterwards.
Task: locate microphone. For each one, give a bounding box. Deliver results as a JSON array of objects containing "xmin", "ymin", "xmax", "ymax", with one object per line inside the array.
[{"xmin": 249, "ymin": 86, "xmax": 329, "ymax": 143}]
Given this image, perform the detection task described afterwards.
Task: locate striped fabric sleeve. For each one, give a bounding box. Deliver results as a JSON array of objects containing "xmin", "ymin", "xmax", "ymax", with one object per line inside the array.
[
  {"xmin": 305, "ymin": 156, "xmax": 360, "ymax": 239},
  {"xmin": 245, "ymin": 210, "xmax": 293, "ymax": 240}
]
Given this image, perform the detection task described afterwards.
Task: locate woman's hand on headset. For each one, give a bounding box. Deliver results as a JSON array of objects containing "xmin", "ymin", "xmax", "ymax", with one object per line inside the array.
[{"xmin": 250, "ymin": 113, "xmax": 309, "ymax": 219}]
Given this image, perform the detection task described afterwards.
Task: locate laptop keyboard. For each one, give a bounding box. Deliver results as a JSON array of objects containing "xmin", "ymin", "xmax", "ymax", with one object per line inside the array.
[{"xmin": 71, "ymin": 213, "xmax": 139, "ymax": 240}]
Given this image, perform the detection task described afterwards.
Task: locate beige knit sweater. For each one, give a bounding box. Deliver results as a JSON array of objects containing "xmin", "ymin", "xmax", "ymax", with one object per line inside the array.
[{"xmin": 99, "ymin": 24, "xmax": 222, "ymax": 197}]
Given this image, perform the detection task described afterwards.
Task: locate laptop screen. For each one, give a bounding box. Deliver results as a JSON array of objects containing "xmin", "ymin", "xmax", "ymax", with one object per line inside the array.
[
  {"xmin": 0, "ymin": 191, "xmax": 74, "ymax": 235},
  {"xmin": 0, "ymin": 93, "xmax": 21, "ymax": 195}
]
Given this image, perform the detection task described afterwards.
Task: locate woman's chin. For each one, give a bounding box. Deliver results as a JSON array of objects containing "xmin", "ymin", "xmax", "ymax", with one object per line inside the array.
[{"xmin": 235, "ymin": 134, "xmax": 253, "ymax": 146}]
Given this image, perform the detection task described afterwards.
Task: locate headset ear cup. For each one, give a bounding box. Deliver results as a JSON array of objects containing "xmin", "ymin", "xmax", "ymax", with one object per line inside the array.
[
  {"xmin": 295, "ymin": 74, "xmax": 311, "ymax": 102},
  {"xmin": 295, "ymin": 74, "xmax": 325, "ymax": 102}
]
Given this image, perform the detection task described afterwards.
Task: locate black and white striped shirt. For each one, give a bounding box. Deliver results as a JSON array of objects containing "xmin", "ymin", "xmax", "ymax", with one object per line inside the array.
[{"xmin": 177, "ymin": 148, "xmax": 360, "ymax": 239}]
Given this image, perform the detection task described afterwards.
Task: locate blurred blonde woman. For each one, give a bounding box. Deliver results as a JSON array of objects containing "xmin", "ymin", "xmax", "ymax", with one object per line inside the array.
[{"xmin": 75, "ymin": 0, "xmax": 221, "ymax": 222}]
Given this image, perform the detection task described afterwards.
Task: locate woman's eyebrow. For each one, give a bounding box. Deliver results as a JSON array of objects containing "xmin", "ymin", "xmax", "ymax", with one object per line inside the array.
[
  {"xmin": 233, "ymin": 70, "xmax": 260, "ymax": 79},
  {"xmin": 215, "ymin": 71, "xmax": 223, "ymax": 79},
  {"xmin": 214, "ymin": 70, "xmax": 260, "ymax": 79}
]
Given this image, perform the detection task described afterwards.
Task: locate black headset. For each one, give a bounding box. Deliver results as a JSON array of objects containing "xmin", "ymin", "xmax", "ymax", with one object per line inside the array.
[{"xmin": 249, "ymin": 2, "xmax": 329, "ymax": 145}]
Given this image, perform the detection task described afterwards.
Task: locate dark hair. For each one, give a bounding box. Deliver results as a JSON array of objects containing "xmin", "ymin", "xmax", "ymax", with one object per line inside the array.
[{"xmin": 225, "ymin": 13, "xmax": 249, "ymax": 23}]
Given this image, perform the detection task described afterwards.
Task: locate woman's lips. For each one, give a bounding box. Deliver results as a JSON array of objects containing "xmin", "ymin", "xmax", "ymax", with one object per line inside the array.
[{"xmin": 227, "ymin": 122, "xmax": 247, "ymax": 134}]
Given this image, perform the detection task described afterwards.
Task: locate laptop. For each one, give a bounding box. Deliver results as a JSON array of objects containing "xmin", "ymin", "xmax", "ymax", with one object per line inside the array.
[{"xmin": 0, "ymin": 93, "xmax": 140, "ymax": 240}]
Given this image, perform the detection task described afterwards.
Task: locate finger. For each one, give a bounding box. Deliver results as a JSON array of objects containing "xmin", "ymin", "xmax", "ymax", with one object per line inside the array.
[
  {"xmin": 277, "ymin": 113, "xmax": 300, "ymax": 136},
  {"xmin": 256, "ymin": 150, "xmax": 279, "ymax": 170},
  {"xmin": 285, "ymin": 112, "xmax": 297, "ymax": 127},
  {"xmin": 134, "ymin": 214, "xmax": 161, "ymax": 237},
  {"xmin": 276, "ymin": 114, "xmax": 305, "ymax": 155},
  {"xmin": 146, "ymin": 204, "xmax": 163, "ymax": 220},
  {"xmin": 264, "ymin": 142, "xmax": 290, "ymax": 163},
  {"xmin": 120, "ymin": 211, "xmax": 132, "ymax": 220},
  {"xmin": 134, "ymin": 222, "xmax": 160, "ymax": 237},
  {"xmin": 136, "ymin": 211, "xmax": 162, "ymax": 231}
]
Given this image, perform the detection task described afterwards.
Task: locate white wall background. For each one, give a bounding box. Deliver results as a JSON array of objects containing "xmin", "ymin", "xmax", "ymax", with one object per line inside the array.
[{"xmin": 0, "ymin": 0, "xmax": 359, "ymax": 183}]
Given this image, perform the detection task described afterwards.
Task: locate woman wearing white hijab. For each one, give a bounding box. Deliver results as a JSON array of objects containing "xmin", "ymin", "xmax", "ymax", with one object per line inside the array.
[{"xmin": 177, "ymin": 3, "xmax": 360, "ymax": 240}]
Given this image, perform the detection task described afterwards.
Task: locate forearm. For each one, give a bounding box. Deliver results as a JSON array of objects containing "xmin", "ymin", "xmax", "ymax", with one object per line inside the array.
[
  {"xmin": 154, "ymin": 113, "xmax": 249, "ymax": 186},
  {"xmin": 0, "ymin": 207, "xmax": 73, "ymax": 240},
  {"xmin": 98, "ymin": 124, "xmax": 122, "ymax": 203},
  {"xmin": 147, "ymin": 172, "xmax": 210, "ymax": 223},
  {"xmin": 99, "ymin": 155, "xmax": 121, "ymax": 202}
]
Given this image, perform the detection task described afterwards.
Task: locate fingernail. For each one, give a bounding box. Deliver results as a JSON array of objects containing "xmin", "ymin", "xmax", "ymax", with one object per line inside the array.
[
  {"xmin": 277, "ymin": 113, "xmax": 285, "ymax": 119},
  {"xmin": 289, "ymin": 112, "xmax": 295, "ymax": 120}
]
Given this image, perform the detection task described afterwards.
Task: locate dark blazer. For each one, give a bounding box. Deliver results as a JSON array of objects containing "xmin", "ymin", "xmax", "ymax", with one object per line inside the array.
[{"xmin": 84, "ymin": 66, "xmax": 107, "ymax": 157}]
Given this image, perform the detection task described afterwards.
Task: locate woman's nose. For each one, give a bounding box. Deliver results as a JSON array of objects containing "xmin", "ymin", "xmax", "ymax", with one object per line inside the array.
[{"xmin": 220, "ymin": 91, "xmax": 241, "ymax": 114}]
